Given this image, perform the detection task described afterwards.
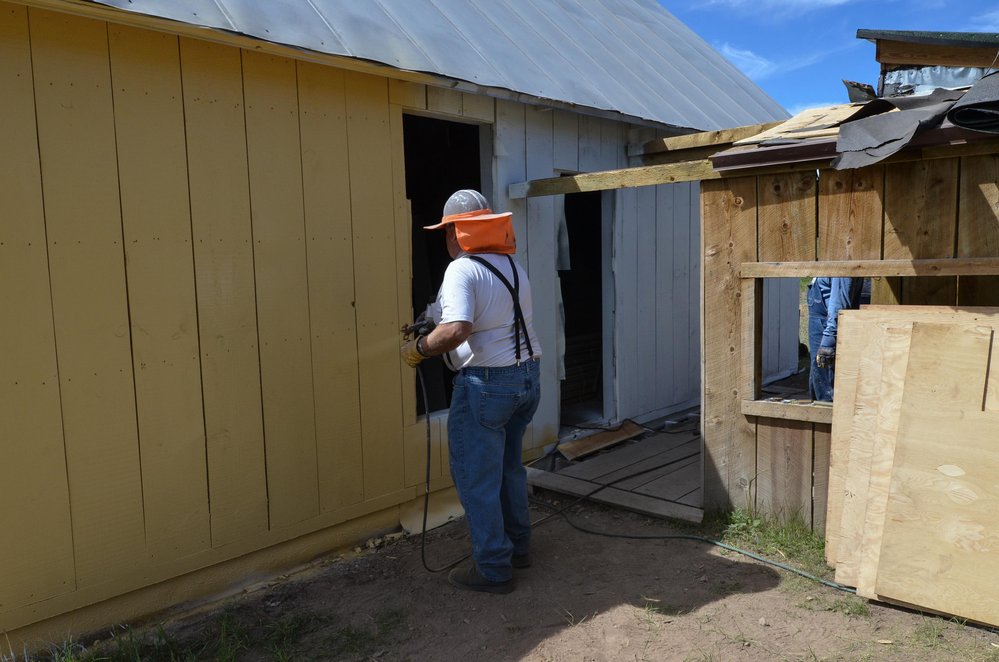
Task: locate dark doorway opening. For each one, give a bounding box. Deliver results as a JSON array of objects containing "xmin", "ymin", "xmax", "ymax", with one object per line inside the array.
[
  {"xmin": 403, "ymin": 114, "xmax": 482, "ymax": 415},
  {"xmin": 560, "ymin": 190, "xmax": 604, "ymax": 426}
]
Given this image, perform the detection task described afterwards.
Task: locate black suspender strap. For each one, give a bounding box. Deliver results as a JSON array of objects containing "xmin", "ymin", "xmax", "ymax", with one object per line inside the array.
[{"xmin": 467, "ymin": 255, "xmax": 535, "ymax": 362}]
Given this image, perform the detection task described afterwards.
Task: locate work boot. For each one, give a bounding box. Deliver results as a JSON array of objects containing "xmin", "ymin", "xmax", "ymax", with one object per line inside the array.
[
  {"xmin": 447, "ymin": 565, "xmax": 514, "ymax": 594},
  {"xmin": 512, "ymin": 553, "xmax": 531, "ymax": 569}
]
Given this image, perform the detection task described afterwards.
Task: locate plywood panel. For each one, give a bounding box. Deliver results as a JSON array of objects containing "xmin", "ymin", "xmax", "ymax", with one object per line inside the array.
[
  {"xmin": 0, "ymin": 2, "xmax": 76, "ymax": 609},
  {"xmin": 957, "ymin": 154, "xmax": 999, "ymax": 306},
  {"xmin": 817, "ymin": 166, "xmax": 884, "ymax": 261},
  {"xmin": 179, "ymin": 37, "xmax": 268, "ymax": 546},
  {"xmin": 876, "ymin": 323, "xmax": 999, "ymax": 626},
  {"xmin": 243, "ymin": 51, "xmax": 319, "ymax": 527},
  {"xmin": 345, "ymin": 71, "xmax": 406, "ymax": 498},
  {"xmin": 758, "ymin": 173, "xmax": 817, "ymax": 262},
  {"xmin": 756, "ymin": 420, "xmax": 813, "ymax": 523},
  {"xmin": 701, "ymin": 177, "xmax": 758, "ymax": 509},
  {"xmin": 298, "ymin": 61, "xmax": 365, "ymax": 510},
  {"xmin": 30, "ymin": 8, "xmax": 145, "ymax": 585},
  {"xmin": 526, "ymin": 106, "xmax": 559, "ymax": 446},
  {"xmin": 884, "ymin": 159, "xmax": 958, "ymax": 305},
  {"xmin": 855, "ymin": 324, "xmax": 911, "ymax": 599},
  {"xmin": 109, "ymin": 25, "xmax": 210, "ymax": 558}
]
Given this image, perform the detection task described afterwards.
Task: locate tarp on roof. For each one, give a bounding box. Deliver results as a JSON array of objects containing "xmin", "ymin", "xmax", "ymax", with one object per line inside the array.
[{"xmin": 82, "ymin": 0, "xmax": 788, "ymax": 131}]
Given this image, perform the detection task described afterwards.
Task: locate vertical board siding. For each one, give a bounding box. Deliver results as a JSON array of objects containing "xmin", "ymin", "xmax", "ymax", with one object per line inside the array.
[
  {"xmin": 525, "ymin": 106, "xmax": 558, "ymax": 447},
  {"xmin": 179, "ymin": 38, "xmax": 269, "ymax": 546},
  {"xmin": 297, "ymin": 62, "xmax": 365, "ymax": 510},
  {"xmin": 673, "ymin": 183, "xmax": 694, "ymax": 403},
  {"xmin": 957, "ymin": 155, "xmax": 999, "ymax": 305},
  {"xmin": 654, "ymin": 185, "xmax": 676, "ymax": 410},
  {"xmin": 884, "ymin": 159, "xmax": 959, "ymax": 304},
  {"xmin": 30, "ymin": 8, "xmax": 146, "ymax": 587},
  {"xmin": 344, "ymin": 71, "xmax": 405, "ymax": 498},
  {"xmin": 635, "ymin": 186, "xmax": 657, "ymax": 416},
  {"xmin": 553, "ymin": 110, "xmax": 579, "ymax": 172},
  {"xmin": 817, "ymin": 166, "xmax": 884, "ymax": 261},
  {"xmin": 243, "ymin": 51, "xmax": 319, "ymax": 527},
  {"xmin": 758, "ymin": 173, "xmax": 817, "ymax": 262},
  {"xmin": 701, "ymin": 177, "xmax": 758, "ymax": 509},
  {"xmin": 109, "ymin": 26, "xmax": 210, "ymax": 558},
  {"xmin": 0, "ymin": 3, "xmax": 76, "ymax": 609},
  {"xmin": 615, "ymin": 188, "xmax": 640, "ymax": 419}
]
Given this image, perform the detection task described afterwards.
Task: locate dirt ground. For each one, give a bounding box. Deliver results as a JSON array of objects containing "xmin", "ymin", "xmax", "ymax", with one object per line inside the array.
[{"xmin": 80, "ymin": 492, "xmax": 999, "ymax": 662}]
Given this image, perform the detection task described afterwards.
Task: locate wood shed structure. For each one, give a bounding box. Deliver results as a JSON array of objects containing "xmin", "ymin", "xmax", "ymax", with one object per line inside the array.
[{"xmin": 1, "ymin": 0, "xmax": 790, "ymax": 646}]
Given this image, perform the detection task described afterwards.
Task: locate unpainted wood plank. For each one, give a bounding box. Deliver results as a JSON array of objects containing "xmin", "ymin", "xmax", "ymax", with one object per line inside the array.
[
  {"xmin": 677, "ymin": 487, "xmax": 702, "ymax": 508},
  {"xmin": 870, "ymin": 276, "xmax": 901, "ymax": 305},
  {"xmin": 741, "ymin": 257, "xmax": 999, "ymax": 278},
  {"xmin": 756, "ymin": 420, "xmax": 813, "ymax": 523},
  {"xmin": 243, "ymin": 50, "xmax": 319, "ymax": 527},
  {"xmin": 855, "ymin": 323, "xmax": 912, "ymax": 599},
  {"xmin": 632, "ymin": 453, "xmax": 701, "ymax": 500},
  {"xmin": 817, "ymin": 166, "xmax": 884, "ymax": 261},
  {"xmin": 740, "ymin": 279, "xmax": 762, "ymax": 401},
  {"xmin": 758, "ymin": 172, "xmax": 817, "ymax": 262},
  {"xmin": 297, "ymin": 61, "xmax": 365, "ymax": 510},
  {"xmin": 876, "ymin": 39, "xmax": 999, "ymax": 68},
  {"xmin": 957, "ymin": 154, "xmax": 999, "ymax": 306},
  {"xmin": 109, "ymin": 24, "xmax": 210, "ymax": 558},
  {"xmin": 559, "ymin": 432, "xmax": 696, "ymax": 481},
  {"xmin": 742, "ymin": 400, "xmax": 833, "ymax": 425},
  {"xmin": 885, "ymin": 159, "xmax": 959, "ymax": 305},
  {"xmin": 30, "ymin": 7, "xmax": 146, "ymax": 586},
  {"xmin": 597, "ymin": 439, "xmax": 700, "ymax": 490},
  {"xmin": 812, "ymin": 424, "xmax": 831, "ymax": 535},
  {"xmin": 989, "ymin": 332, "xmax": 999, "ymax": 414},
  {"xmin": 875, "ymin": 323, "xmax": 999, "ymax": 626},
  {"xmin": 179, "ymin": 37, "xmax": 268, "ymax": 546},
  {"xmin": 0, "ymin": 2, "xmax": 76, "ymax": 609},
  {"xmin": 345, "ymin": 70, "xmax": 406, "ymax": 498},
  {"xmin": 526, "ymin": 467, "xmax": 703, "ymax": 523},
  {"xmin": 557, "ymin": 420, "xmax": 646, "ymax": 461},
  {"xmin": 701, "ymin": 177, "xmax": 758, "ymax": 510}
]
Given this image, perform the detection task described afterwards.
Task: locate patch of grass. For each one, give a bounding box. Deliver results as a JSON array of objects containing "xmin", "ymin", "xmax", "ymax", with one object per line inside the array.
[
  {"xmin": 910, "ymin": 617, "xmax": 949, "ymax": 648},
  {"xmin": 717, "ymin": 509, "xmax": 829, "ymax": 580},
  {"xmin": 828, "ymin": 596, "xmax": 870, "ymax": 618}
]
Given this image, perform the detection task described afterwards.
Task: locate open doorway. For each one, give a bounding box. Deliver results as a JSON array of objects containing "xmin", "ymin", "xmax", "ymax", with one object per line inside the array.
[
  {"xmin": 403, "ymin": 114, "xmax": 484, "ymax": 415},
  {"xmin": 559, "ymin": 190, "xmax": 605, "ymax": 426}
]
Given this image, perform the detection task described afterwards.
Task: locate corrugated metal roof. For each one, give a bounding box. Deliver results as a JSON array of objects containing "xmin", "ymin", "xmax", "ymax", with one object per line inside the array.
[{"xmin": 84, "ymin": 0, "xmax": 788, "ymax": 130}]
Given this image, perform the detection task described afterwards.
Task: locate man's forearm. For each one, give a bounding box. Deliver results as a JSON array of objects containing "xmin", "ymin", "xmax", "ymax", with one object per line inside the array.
[{"xmin": 419, "ymin": 321, "xmax": 472, "ymax": 356}]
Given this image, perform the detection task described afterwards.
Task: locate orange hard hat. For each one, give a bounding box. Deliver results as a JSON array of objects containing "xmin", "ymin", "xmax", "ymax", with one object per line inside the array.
[{"xmin": 424, "ymin": 190, "xmax": 516, "ymax": 254}]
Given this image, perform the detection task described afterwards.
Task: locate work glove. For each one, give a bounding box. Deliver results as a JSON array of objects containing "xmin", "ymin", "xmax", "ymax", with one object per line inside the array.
[
  {"xmin": 816, "ymin": 345, "xmax": 835, "ymax": 369},
  {"xmin": 401, "ymin": 337, "xmax": 425, "ymax": 367}
]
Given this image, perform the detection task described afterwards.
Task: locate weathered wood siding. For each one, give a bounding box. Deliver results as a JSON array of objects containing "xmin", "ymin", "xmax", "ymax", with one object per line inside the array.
[{"xmin": 702, "ymin": 159, "xmax": 999, "ymax": 529}]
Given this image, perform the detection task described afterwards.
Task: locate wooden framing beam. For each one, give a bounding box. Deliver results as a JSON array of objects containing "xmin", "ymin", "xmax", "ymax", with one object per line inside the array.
[
  {"xmin": 628, "ymin": 120, "xmax": 783, "ymax": 157},
  {"xmin": 876, "ymin": 39, "xmax": 999, "ymax": 68},
  {"xmin": 741, "ymin": 400, "xmax": 833, "ymax": 425},
  {"xmin": 741, "ymin": 258, "xmax": 999, "ymax": 279}
]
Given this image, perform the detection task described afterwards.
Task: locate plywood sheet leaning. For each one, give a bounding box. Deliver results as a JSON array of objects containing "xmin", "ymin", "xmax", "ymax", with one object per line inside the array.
[
  {"xmin": 825, "ymin": 308, "xmax": 999, "ymax": 570},
  {"xmin": 854, "ymin": 324, "xmax": 912, "ymax": 599},
  {"xmin": 874, "ymin": 323, "xmax": 999, "ymax": 626}
]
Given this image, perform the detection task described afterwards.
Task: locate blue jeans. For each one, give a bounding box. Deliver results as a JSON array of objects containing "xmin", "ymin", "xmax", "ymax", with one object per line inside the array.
[
  {"xmin": 448, "ymin": 359, "xmax": 541, "ymax": 582},
  {"xmin": 807, "ymin": 285, "xmax": 834, "ymax": 402}
]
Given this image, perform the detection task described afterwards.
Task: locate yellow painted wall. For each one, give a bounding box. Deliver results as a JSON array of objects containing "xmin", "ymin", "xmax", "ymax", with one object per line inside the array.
[{"xmin": 0, "ymin": 3, "xmax": 448, "ymax": 640}]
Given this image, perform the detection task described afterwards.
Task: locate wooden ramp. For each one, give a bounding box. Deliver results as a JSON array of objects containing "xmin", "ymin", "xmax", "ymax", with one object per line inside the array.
[{"xmin": 527, "ymin": 431, "xmax": 703, "ymax": 523}]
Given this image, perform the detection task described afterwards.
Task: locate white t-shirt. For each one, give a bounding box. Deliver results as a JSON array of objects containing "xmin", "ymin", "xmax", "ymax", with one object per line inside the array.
[{"xmin": 434, "ymin": 253, "xmax": 542, "ymax": 369}]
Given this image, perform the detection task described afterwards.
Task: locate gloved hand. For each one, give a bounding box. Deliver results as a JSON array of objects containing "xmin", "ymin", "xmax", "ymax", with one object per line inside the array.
[
  {"xmin": 816, "ymin": 345, "xmax": 835, "ymax": 369},
  {"xmin": 401, "ymin": 337, "xmax": 425, "ymax": 367}
]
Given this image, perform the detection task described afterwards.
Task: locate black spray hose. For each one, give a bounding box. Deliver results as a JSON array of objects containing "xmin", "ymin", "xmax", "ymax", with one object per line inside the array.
[{"xmin": 414, "ymin": 364, "xmax": 854, "ymax": 592}]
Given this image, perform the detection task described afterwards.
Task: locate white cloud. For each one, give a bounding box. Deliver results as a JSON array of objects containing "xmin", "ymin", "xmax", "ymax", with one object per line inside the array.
[
  {"xmin": 972, "ymin": 9, "xmax": 999, "ymax": 32},
  {"xmin": 719, "ymin": 43, "xmax": 778, "ymax": 79}
]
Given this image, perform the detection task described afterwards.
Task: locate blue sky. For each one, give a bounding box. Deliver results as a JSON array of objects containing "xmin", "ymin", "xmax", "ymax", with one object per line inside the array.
[{"xmin": 664, "ymin": 0, "xmax": 999, "ymax": 116}]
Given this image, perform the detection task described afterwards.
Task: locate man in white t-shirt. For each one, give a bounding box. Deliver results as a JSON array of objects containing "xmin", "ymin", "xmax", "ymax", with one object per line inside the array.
[{"xmin": 401, "ymin": 189, "xmax": 542, "ymax": 594}]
